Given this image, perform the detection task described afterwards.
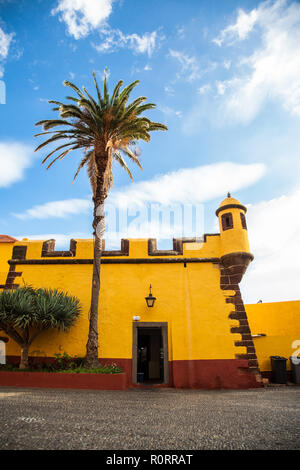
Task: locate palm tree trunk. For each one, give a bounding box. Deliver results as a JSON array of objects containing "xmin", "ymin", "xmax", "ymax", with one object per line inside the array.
[
  {"xmin": 84, "ymin": 195, "xmax": 106, "ymax": 368},
  {"xmin": 20, "ymin": 345, "xmax": 29, "ymax": 369},
  {"xmin": 85, "ymin": 234, "xmax": 102, "ymax": 367},
  {"xmin": 84, "ymin": 143, "xmax": 111, "ymax": 368}
]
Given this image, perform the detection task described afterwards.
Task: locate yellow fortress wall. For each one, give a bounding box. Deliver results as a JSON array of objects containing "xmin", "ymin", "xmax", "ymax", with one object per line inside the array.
[
  {"xmin": 0, "ymin": 195, "xmax": 299, "ymax": 388},
  {"xmin": 246, "ymin": 301, "xmax": 300, "ymax": 374},
  {"xmin": 1, "ymin": 235, "xmax": 259, "ymax": 388},
  {"xmin": 0, "ymin": 235, "xmax": 16, "ymax": 286}
]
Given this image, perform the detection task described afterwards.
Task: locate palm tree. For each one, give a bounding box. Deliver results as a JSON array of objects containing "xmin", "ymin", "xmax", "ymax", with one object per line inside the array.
[{"xmin": 35, "ymin": 70, "xmax": 168, "ymax": 367}]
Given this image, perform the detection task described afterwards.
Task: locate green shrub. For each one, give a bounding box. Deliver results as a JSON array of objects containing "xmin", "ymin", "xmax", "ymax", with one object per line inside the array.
[{"xmin": 0, "ymin": 286, "xmax": 81, "ymax": 369}]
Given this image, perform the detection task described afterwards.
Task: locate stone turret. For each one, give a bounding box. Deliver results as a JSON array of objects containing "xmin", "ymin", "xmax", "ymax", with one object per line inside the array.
[{"xmin": 216, "ymin": 193, "xmax": 251, "ymax": 259}]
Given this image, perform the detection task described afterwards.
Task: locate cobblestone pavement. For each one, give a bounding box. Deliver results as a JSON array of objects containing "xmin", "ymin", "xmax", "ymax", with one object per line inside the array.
[{"xmin": 0, "ymin": 385, "xmax": 299, "ymax": 450}]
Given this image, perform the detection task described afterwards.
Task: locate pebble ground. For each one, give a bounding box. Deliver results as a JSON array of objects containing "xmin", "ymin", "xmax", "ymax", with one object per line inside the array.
[{"xmin": 0, "ymin": 385, "xmax": 299, "ymax": 450}]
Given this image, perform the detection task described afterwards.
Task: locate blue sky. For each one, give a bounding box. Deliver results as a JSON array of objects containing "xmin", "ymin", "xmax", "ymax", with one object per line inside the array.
[{"xmin": 0, "ymin": 0, "xmax": 300, "ymax": 303}]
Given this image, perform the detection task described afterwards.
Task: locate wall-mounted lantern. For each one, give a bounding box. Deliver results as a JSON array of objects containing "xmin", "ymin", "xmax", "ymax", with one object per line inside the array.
[{"xmin": 145, "ymin": 284, "xmax": 156, "ymax": 308}]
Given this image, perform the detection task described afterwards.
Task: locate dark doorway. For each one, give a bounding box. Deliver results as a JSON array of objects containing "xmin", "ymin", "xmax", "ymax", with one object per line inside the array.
[
  {"xmin": 137, "ymin": 328, "xmax": 163, "ymax": 383},
  {"xmin": 132, "ymin": 322, "xmax": 169, "ymax": 385}
]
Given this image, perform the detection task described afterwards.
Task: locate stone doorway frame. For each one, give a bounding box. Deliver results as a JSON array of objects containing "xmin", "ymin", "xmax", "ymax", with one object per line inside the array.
[{"xmin": 132, "ymin": 322, "xmax": 169, "ymax": 385}]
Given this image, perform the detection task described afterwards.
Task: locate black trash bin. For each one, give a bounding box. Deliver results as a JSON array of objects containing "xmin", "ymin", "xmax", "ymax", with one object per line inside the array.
[
  {"xmin": 290, "ymin": 357, "xmax": 300, "ymax": 384},
  {"xmin": 270, "ymin": 356, "xmax": 287, "ymax": 384}
]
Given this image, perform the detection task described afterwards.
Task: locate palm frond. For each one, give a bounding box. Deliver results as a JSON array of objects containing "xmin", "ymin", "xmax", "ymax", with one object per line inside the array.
[
  {"xmin": 35, "ymin": 134, "xmax": 74, "ymax": 152},
  {"xmin": 113, "ymin": 151, "xmax": 133, "ymax": 180},
  {"xmin": 103, "ymin": 67, "xmax": 109, "ymax": 107},
  {"xmin": 63, "ymin": 80, "xmax": 85, "ymax": 98},
  {"xmin": 35, "ymin": 72, "xmax": 168, "ymax": 187},
  {"xmin": 135, "ymin": 103, "xmax": 156, "ymax": 116},
  {"xmin": 35, "ymin": 119, "xmax": 73, "ymax": 131},
  {"xmin": 147, "ymin": 122, "xmax": 168, "ymax": 131},
  {"xmin": 72, "ymin": 150, "xmax": 94, "ymax": 183},
  {"xmin": 92, "ymin": 71, "xmax": 102, "ymax": 105},
  {"xmin": 120, "ymin": 146, "xmax": 143, "ymax": 171},
  {"xmin": 110, "ymin": 79, "xmax": 124, "ymax": 106},
  {"xmin": 46, "ymin": 146, "xmax": 80, "ymax": 170},
  {"xmin": 41, "ymin": 141, "xmax": 77, "ymax": 165}
]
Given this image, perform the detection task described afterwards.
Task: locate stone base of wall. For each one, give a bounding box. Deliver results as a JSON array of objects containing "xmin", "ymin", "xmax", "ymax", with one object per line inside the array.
[
  {"xmin": 0, "ymin": 371, "xmax": 127, "ymax": 390},
  {"xmin": 4, "ymin": 356, "xmax": 262, "ymax": 390},
  {"xmin": 171, "ymin": 359, "xmax": 262, "ymax": 389},
  {"xmin": 106, "ymin": 357, "xmax": 262, "ymax": 389}
]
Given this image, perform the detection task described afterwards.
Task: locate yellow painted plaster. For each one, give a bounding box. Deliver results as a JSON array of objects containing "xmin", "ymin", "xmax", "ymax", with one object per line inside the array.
[
  {"xmin": 0, "ymin": 242, "xmax": 14, "ymax": 285},
  {"xmin": 1, "ymin": 237, "xmax": 243, "ymax": 362},
  {"xmin": 246, "ymin": 301, "xmax": 300, "ymax": 372}
]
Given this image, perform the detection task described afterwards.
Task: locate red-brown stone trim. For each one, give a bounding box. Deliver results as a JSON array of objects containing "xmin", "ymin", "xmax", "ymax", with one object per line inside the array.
[
  {"xmin": 171, "ymin": 359, "xmax": 261, "ymax": 389},
  {"xmin": 132, "ymin": 322, "xmax": 169, "ymax": 385},
  {"xmin": 12, "ymin": 245, "xmax": 27, "ymax": 260},
  {"xmin": 9, "ymin": 236, "xmax": 222, "ymax": 262},
  {"xmin": 41, "ymin": 238, "xmax": 130, "ymax": 258},
  {"xmin": 101, "ymin": 238, "xmax": 129, "ymax": 257},
  {"xmin": 148, "ymin": 235, "xmax": 220, "ymax": 256},
  {"xmin": 42, "ymin": 239, "xmax": 130, "ymax": 257},
  {"xmin": 240, "ymin": 212, "xmax": 247, "ymax": 230},
  {"xmin": 219, "ymin": 252, "xmax": 262, "ymax": 385},
  {"xmin": 0, "ymin": 264, "xmax": 22, "ymax": 290},
  {"xmin": 4, "ymin": 355, "xmax": 263, "ymax": 389},
  {"xmin": 9, "ymin": 257, "xmax": 220, "ymax": 266},
  {"xmin": 216, "ymin": 203, "xmax": 247, "ymax": 216},
  {"xmin": 221, "ymin": 212, "xmax": 233, "ymax": 231},
  {"xmin": 41, "ymin": 239, "xmax": 77, "ymax": 257},
  {"xmin": 0, "ymin": 371, "xmax": 127, "ymax": 390}
]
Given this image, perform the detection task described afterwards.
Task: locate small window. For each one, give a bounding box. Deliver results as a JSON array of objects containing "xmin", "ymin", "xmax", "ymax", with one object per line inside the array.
[
  {"xmin": 240, "ymin": 212, "xmax": 247, "ymax": 230},
  {"xmin": 221, "ymin": 212, "xmax": 233, "ymax": 231}
]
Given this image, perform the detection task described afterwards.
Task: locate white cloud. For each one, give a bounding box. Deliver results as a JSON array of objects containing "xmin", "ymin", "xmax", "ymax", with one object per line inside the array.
[
  {"xmin": 13, "ymin": 162, "xmax": 265, "ymax": 250},
  {"xmin": 168, "ymin": 49, "xmax": 201, "ymax": 82},
  {"xmin": 164, "ymin": 85, "xmax": 175, "ymax": 95},
  {"xmin": 0, "ymin": 23, "xmax": 14, "ymax": 81},
  {"xmin": 13, "ymin": 198, "xmax": 92, "ymax": 220},
  {"xmin": 198, "ymin": 84, "xmax": 212, "ymax": 95},
  {"xmin": 15, "ymin": 232, "xmax": 93, "ymax": 250},
  {"xmin": 128, "ymin": 31, "xmax": 158, "ymax": 56},
  {"xmin": 241, "ymin": 186, "xmax": 300, "ymax": 303},
  {"xmin": 52, "ymin": 0, "xmax": 163, "ymax": 56},
  {"xmin": 169, "ymin": 49, "xmax": 217, "ymax": 82},
  {"xmin": 158, "ymin": 105, "xmax": 182, "ymax": 119},
  {"xmin": 0, "ymin": 26, "xmax": 13, "ymax": 60},
  {"xmin": 216, "ymin": 81, "xmax": 227, "ymax": 96},
  {"xmin": 213, "ymin": 7, "xmax": 258, "ymax": 45},
  {"xmin": 176, "ymin": 26, "xmax": 185, "ymax": 39},
  {"xmin": 51, "ymin": 0, "xmax": 113, "ymax": 39},
  {"xmin": 92, "ymin": 29, "xmax": 163, "ymax": 57},
  {"xmin": 213, "ymin": 0, "xmax": 300, "ymax": 122},
  {"xmin": 13, "ymin": 162, "xmax": 265, "ymax": 225},
  {"xmin": 223, "ymin": 60, "xmax": 231, "ymax": 70},
  {"xmin": 0, "ymin": 142, "xmax": 34, "ymax": 187},
  {"xmin": 108, "ymin": 161, "xmax": 265, "ymax": 208}
]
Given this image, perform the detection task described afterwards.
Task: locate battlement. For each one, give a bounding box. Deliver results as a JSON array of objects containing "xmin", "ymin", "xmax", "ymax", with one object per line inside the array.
[{"xmin": 8, "ymin": 234, "xmax": 222, "ymax": 263}]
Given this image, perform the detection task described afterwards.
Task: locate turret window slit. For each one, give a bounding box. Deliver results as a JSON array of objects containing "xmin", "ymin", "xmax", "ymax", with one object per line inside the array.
[{"xmin": 221, "ymin": 212, "xmax": 233, "ymax": 231}]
